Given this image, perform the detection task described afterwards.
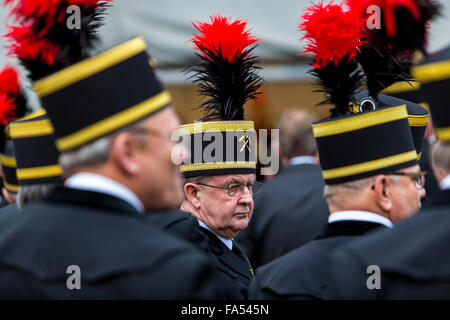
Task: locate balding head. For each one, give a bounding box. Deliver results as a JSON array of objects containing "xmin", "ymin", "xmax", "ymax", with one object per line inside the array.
[{"xmin": 277, "ymin": 109, "xmax": 318, "ymax": 160}]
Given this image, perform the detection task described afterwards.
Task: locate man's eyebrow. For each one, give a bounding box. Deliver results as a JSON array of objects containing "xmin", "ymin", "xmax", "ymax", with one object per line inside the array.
[
  {"xmin": 223, "ymin": 178, "xmax": 243, "ymax": 185},
  {"xmin": 224, "ymin": 177, "xmax": 256, "ymax": 185}
]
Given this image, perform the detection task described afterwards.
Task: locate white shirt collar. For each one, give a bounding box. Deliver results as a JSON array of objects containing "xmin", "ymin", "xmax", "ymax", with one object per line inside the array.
[
  {"xmin": 328, "ymin": 210, "xmax": 393, "ymax": 229},
  {"xmin": 66, "ymin": 172, "xmax": 144, "ymax": 214},
  {"xmin": 289, "ymin": 155, "xmax": 316, "ymax": 166},
  {"xmin": 197, "ymin": 219, "xmax": 233, "ymax": 250},
  {"xmin": 439, "ymin": 174, "xmax": 450, "ymax": 191}
]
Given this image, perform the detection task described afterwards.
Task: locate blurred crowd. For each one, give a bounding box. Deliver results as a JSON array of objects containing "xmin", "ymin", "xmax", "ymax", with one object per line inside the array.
[{"xmin": 0, "ymin": 0, "xmax": 449, "ymax": 300}]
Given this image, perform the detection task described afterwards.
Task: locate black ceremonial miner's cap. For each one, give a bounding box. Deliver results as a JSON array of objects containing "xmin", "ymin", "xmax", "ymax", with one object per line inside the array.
[
  {"xmin": 179, "ymin": 121, "xmax": 257, "ymax": 178},
  {"xmin": 179, "ymin": 15, "xmax": 262, "ymax": 178},
  {"xmin": 312, "ymin": 105, "xmax": 417, "ymax": 185},
  {"xmin": 32, "ymin": 37, "xmax": 172, "ymax": 152},
  {"xmin": 354, "ymin": 91, "xmax": 429, "ymax": 160},
  {"xmin": 8, "ymin": 111, "xmax": 62, "ymax": 185},
  {"xmin": 381, "ymin": 80, "xmax": 426, "ymax": 107},
  {"xmin": 413, "ymin": 46, "xmax": 450, "ymax": 142},
  {"xmin": 0, "ymin": 141, "xmax": 18, "ymax": 194}
]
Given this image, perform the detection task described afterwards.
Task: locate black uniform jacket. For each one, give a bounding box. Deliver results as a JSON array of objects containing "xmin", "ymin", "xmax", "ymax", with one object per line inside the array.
[
  {"xmin": 236, "ymin": 164, "xmax": 330, "ymax": 268},
  {"xmin": 248, "ymin": 220, "xmax": 388, "ymax": 300},
  {"xmin": 149, "ymin": 210, "xmax": 253, "ymax": 299},
  {"xmin": 331, "ymin": 189, "xmax": 450, "ymax": 299},
  {"xmin": 0, "ymin": 196, "xmax": 10, "ymax": 209},
  {"xmin": 0, "ymin": 203, "xmax": 19, "ymax": 215},
  {"xmin": 0, "ymin": 186, "xmax": 235, "ymax": 299}
]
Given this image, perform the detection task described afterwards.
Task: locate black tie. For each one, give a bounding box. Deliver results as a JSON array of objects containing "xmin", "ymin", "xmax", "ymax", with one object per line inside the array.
[{"xmin": 232, "ymin": 241, "xmax": 255, "ymax": 276}]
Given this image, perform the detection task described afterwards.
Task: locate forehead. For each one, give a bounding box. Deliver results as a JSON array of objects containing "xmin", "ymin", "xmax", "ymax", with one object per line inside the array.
[
  {"xmin": 206, "ymin": 174, "xmax": 255, "ymax": 184},
  {"xmin": 144, "ymin": 106, "xmax": 180, "ymax": 132},
  {"xmin": 399, "ymin": 165, "xmax": 421, "ymax": 173}
]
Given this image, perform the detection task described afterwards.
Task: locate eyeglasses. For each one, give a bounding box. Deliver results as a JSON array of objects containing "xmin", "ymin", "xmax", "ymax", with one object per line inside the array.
[
  {"xmin": 195, "ymin": 181, "xmax": 262, "ymax": 197},
  {"xmin": 386, "ymin": 171, "xmax": 427, "ymax": 189},
  {"xmin": 127, "ymin": 127, "xmax": 173, "ymax": 140}
]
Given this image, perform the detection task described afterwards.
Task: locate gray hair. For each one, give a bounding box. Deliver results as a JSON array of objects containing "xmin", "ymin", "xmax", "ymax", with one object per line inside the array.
[
  {"xmin": 59, "ymin": 122, "xmax": 147, "ymax": 177},
  {"xmin": 323, "ymin": 177, "xmax": 376, "ymax": 209},
  {"xmin": 277, "ymin": 109, "xmax": 318, "ymax": 158},
  {"xmin": 183, "ymin": 176, "xmax": 206, "ymax": 186},
  {"xmin": 323, "ymin": 175, "xmax": 400, "ymax": 209},
  {"xmin": 17, "ymin": 183, "xmax": 58, "ymax": 208},
  {"xmin": 59, "ymin": 134, "xmax": 112, "ymax": 177}
]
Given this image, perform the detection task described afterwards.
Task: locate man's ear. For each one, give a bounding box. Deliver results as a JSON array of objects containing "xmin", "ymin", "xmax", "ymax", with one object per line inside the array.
[
  {"xmin": 373, "ymin": 175, "xmax": 392, "ymax": 214},
  {"xmin": 184, "ymin": 183, "xmax": 201, "ymax": 209},
  {"xmin": 433, "ymin": 167, "xmax": 448, "ymax": 184},
  {"xmin": 110, "ymin": 133, "xmax": 140, "ymax": 175},
  {"xmin": 2, "ymin": 187, "xmax": 15, "ymax": 204}
]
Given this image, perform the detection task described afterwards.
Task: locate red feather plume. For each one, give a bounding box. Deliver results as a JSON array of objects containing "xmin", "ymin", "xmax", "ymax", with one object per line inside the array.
[
  {"xmin": 4, "ymin": 0, "xmax": 108, "ymax": 35},
  {"xmin": 0, "ymin": 65, "xmax": 20, "ymax": 95},
  {"xmin": 190, "ymin": 14, "xmax": 260, "ymax": 64},
  {"xmin": 300, "ymin": 1, "xmax": 364, "ymax": 68},
  {"xmin": 0, "ymin": 94, "xmax": 17, "ymax": 125},
  {"xmin": 5, "ymin": 24, "xmax": 61, "ymax": 66},
  {"xmin": 0, "ymin": 66, "xmax": 22, "ymax": 125},
  {"xmin": 346, "ymin": 0, "xmax": 421, "ymax": 39},
  {"xmin": 3, "ymin": 0, "xmax": 112, "ymax": 80}
]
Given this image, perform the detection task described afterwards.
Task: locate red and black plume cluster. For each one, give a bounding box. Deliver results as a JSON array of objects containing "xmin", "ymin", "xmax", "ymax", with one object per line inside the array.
[
  {"xmin": 300, "ymin": 0, "xmax": 440, "ymax": 116},
  {"xmin": 3, "ymin": 0, "xmax": 112, "ymax": 81},
  {"xmin": 299, "ymin": 0, "xmax": 365, "ymax": 117},
  {"xmin": 0, "ymin": 66, "xmax": 29, "ymax": 152},
  {"xmin": 348, "ymin": 0, "xmax": 440, "ymax": 55},
  {"xmin": 188, "ymin": 14, "xmax": 263, "ymax": 121},
  {"xmin": 347, "ymin": 0, "xmax": 441, "ymax": 98}
]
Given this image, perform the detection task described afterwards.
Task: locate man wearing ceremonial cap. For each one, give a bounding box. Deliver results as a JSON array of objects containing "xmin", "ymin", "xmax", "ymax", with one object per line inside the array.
[
  {"xmin": 0, "ymin": 0, "xmax": 237, "ymax": 299},
  {"xmin": 248, "ymin": 0, "xmax": 428, "ymax": 300},
  {"xmin": 0, "ymin": 65, "xmax": 31, "ymax": 209},
  {"xmin": 0, "ymin": 142, "xmax": 19, "ymax": 206},
  {"xmin": 331, "ymin": 45, "xmax": 450, "ymax": 300},
  {"xmin": 8, "ymin": 111, "xmax": 62, "ymax": 207},
  {"xmin": 416, "ymin": 46, "xmax": 450, "ymax": 200},
  {"xmin": 150, "ymin": 14, "xmax": 262, "ymax": 299}
]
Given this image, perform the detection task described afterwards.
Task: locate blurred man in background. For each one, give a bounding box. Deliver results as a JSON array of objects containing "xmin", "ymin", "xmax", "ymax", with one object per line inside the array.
[
  {"xmin": 419, "ymin": 117, "xmax": 441, "ymax": 201},
  {"xmin": 237, "ymin": 109, "xmax": 329, "ymax": 268},
  {"xmin": 0, "ymin": 0, "xmax": 237, "ymax": 298},
  {"xmin": 248, "ymin": 103, "xmax": 426, "ymax": 299},
  {"xmin": 331, "ymin": 46, "xmax": 450, "ymax": 300}
]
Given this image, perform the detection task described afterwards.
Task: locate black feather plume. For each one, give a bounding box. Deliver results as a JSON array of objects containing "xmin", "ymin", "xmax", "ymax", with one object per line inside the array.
[
  {"xmin": 357, "ymin": 45, "xmax": 414, "ymax": 98},
  {"xmin": 5, "ymin": 1, "xmax": 111, "ymax": 81},
  {"xmin": 187, "ymin": 45, "xmax": 263, "ymax": 122},
  {"xmin": 389, "ymin": 0, "xmax": 441, "ymax": 55},
  {"xmin": 351, "ymin": 0, "xmax": 441, "ymax": 99},
  {"xmin": 38, "ymin": 2, "xmax": 110, "ymax": 70},
  {"xmin": 311, "ymin": 54, "xmax": 365, "ymax": 117}
]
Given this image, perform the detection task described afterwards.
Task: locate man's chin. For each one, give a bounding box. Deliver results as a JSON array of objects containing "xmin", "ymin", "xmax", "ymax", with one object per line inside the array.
[{"xmin": 232, "ymin": 217, "xmax": 250, "ymax": 230}]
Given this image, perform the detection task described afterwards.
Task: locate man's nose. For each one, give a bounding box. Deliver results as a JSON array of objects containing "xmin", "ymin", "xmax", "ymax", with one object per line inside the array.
[{"xmin": 239, "ymin": 186, "xmax": 253, "ymax": 203}]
